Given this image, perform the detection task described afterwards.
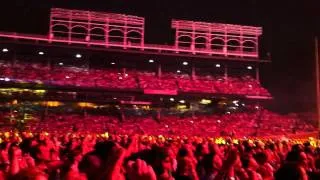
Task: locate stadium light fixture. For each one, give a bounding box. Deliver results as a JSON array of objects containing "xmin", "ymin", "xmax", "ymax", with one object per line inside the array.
[
  {"xmin": 2, "ymin": 48, "xmax": 8, "ymax": 53},
  {"xmin": 38, "ymin": 51, "xmax": 44, "ymax": 55},
  {"xmin": 75, "ymin": 53, "xmax": 82, "ymax": 58},
  {"xmin": 247, "ymin": 66, "xmax": 253, "ymax": 70},
  {"xmin": 170, "ymin": 98, "xmax": 175, "ymax": 102},
  {"xmin": 149, "ymin": 59, "xmax": 154, "ymax": 63},
  {"xmin": 182, "ymin": 61, "xmax": 188, "ymax": 66},
  {"xmin": 215, "ymin": 64, "xmax": 221, "ymax": 68}
]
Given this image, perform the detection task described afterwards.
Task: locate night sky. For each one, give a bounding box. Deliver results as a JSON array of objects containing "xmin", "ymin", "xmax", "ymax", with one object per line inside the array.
[{"xmin": 0, "ymin": 0, "xmax": 319, "ymax": 113}]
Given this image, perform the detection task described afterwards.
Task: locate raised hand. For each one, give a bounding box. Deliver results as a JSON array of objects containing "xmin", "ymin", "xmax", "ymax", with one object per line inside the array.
[{"xmin": 127, "ymin": 159, "xmax": 157, "ymax": 180}]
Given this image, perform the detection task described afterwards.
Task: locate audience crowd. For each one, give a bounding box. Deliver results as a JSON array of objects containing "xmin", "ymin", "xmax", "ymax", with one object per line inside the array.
[
  {"xmin": 0, "ymin": 62, "xmax": 270, "ymax": 96},
  {"xmin": 0, "ymin": 128, "xmax": 319, "ymax": 179},
  {"xmin": 0, "ymin": 110, "xmax": 315, "ymax": 137}
]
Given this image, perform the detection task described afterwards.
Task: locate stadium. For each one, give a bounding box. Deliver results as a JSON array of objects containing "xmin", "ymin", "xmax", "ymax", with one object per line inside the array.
[{"xmin": 0, "ymin": 2, "xmax": 319, "ymax": 180}]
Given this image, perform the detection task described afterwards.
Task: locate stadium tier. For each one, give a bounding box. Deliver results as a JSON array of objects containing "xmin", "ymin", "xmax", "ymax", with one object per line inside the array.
[{"xmin": 0, "ymin": 62, "xmax": 270, "ymax": 97}]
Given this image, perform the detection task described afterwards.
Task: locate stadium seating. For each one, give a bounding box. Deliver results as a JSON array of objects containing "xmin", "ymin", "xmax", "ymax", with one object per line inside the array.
[{"xmin": 0, "ymin": 62, "xmax": 271, "ymax": 96}]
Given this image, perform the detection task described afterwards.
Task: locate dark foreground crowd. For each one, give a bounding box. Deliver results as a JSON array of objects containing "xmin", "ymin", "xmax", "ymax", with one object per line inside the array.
[{"xmin": 0, "ymin": 132, "xmax": 319, "ymax": 180}]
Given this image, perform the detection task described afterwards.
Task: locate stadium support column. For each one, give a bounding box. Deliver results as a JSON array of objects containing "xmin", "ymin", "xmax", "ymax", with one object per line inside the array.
[
  {"xmin": 156, "ymin": 108, "xmax": 161, "ymax": 121},
  {"xmin": 120, "ymin": 108, "xmax": 125, "ymax": 122},
  {"xmin": 47, "ymin": 57, "xmax": 52, "ymax": 70},
  {"xmin": 192, "ymin": 65, "xmax": 196, "ymax": 80},
  {"xmin": 158, "ymin": 64, "xmax": 162, "ymax": 78},
  {"xmin": 255, "ymin": 66, "xmax": 260, "ymax": 82},
  {"xmin": 11, "ymin": 51, "xmax": 16, "ymax": 66},
  {"xmin": 224, "ymin": 65, "xmax": 228, "ymax": 80}
]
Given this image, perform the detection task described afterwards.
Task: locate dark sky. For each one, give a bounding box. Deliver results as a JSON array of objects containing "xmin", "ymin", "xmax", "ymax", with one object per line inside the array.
[{"xmin": 0, "ymin": 0, "xmax": 319, "ymax": 113}]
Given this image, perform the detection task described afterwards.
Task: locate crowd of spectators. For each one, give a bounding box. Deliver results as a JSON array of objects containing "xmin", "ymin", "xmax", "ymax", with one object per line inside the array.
[
  {"xmin": 0, "ymin": 126, "xmax": 319, "ymax": 179},
  {"xmin": 0, "ymin": 110, "xmax": 313, "ymax": 138},
  {"xmin": 0, "ymin": 62, "xmax": 270, "ymax": 96}
]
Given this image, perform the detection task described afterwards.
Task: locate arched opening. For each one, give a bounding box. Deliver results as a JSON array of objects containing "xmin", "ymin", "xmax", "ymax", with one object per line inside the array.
[
  {"xmin": 127, "ymin": 30, "xmax": 142, "ymax": 44},
  {"xmin": 52, "ymin": 24, "xmax": 69, "ymax": 38},
  {"xmin": 211, "ymin": 38, "xmax": 224, "ymax": 50},
  {"xmin": 242, "ymin": 40, "xmax": 256, "ymax": 52},
  {"xmin": 227, "ymin": 39, "xmax": 240, "ymax": 51},
  {"xmin": 194, "ymin": 36, "xmax": 207, "ymax": 49},
  {"xmin": 178, "ymin": 35, "xmax": 192, "ymax": 48},
  {"xmin": 109, "ymin": 29, "xmax": 124, "ymax": 43},
  {"xmin": 71, "ymin": 25, "xmax": 88, "ymax": 40},
  {"xmin": 90, "ymin": 27, "xmax": 105, "ymax": 42}
]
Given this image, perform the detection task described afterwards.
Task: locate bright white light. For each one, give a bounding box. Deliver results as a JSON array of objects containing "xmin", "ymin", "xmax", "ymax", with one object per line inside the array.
[
  {"xmin": 226, "ymin": 111, "xmax": 231, "ymax": 114},
  {"xmin": 113, "ymin": 97, "xmax": 117, "ymax": 100},
  {"xmin": 75, "ymin": 53, "xmax": 82, "ymax": 58},
  {"xmin": 217, "ymin": 120, "xmax": 221, "ymax": 123},
  {"xmin": 215, "ymin": 64, "xmax": 221, "ymax": 68},
  {"xmin": 65, "ymin": 76, "xmax": 70, "ymax": 79},
  {"xmin": 2, "ymin": 48, "xmax": 8, "ymax": 53},
  {"xmin": 255, "ymin": 105, "xmax": 260, "ymax": 109},
  {"xmin": 179, "ymin": 100, "xmax": 185, "ymax": 104},
  {"xmin": 247, "ymin": 66, "xmax": 253, "ymax": 70},
  {"xmin": 190, "ymin": 121, "xmax": 194, "ymax": 124},
  {"xmin": 170, "ymin": 98, "xmax": 175, "ymax": 102},
  {"xmin": 149, "ymin": 59, "xmax": 154, "ymax": 63},
  {"xmin": 182, "ymin": 61, "xmax": 188, "ymax": 66},
  {"xmin": 4, "ymin": 77, "xmax": 10, "ymax": 82},
  {"xmin": 58, "ymin": 62, "xmax": 64, "ymax": 66},
  {"xmin": 125, "ymin": 73, "xmax": 128, "ymax": 77},
  {"xmin": 241, "ymin": 103, "xmax": 245, "ymax": 106},
  {"xmin": 0, "ymin": 78, "xmax": 4, "ymax": 81},
  {"xmin": 111, "ymin": 62, "xmax": 116, "ymax": 65},
  {"xmin": 232, "ymin": 101, "xmax": 239, "ymax": 107},
  {"xmin": 38, "ymin": 51, "xmax": 44, "ymax": 55},
  {"xmin": 177, "ymin": 70, "xmax": 181, "ymax": 73},
  {"xmin": 165, "ymin": 125, "xmax": 169, "ymax": 128}
]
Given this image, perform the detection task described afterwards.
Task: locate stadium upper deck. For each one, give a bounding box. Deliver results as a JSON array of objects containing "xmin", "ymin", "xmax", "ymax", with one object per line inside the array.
[{"xmin": 0, "ymin": 8, "xmax": 271, "ymax": 103}]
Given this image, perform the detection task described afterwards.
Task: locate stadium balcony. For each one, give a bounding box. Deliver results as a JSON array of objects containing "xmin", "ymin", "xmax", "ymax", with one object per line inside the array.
[{"xmin": 0, "ymin": 62, "xmax": 271, "ymax": 97}]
